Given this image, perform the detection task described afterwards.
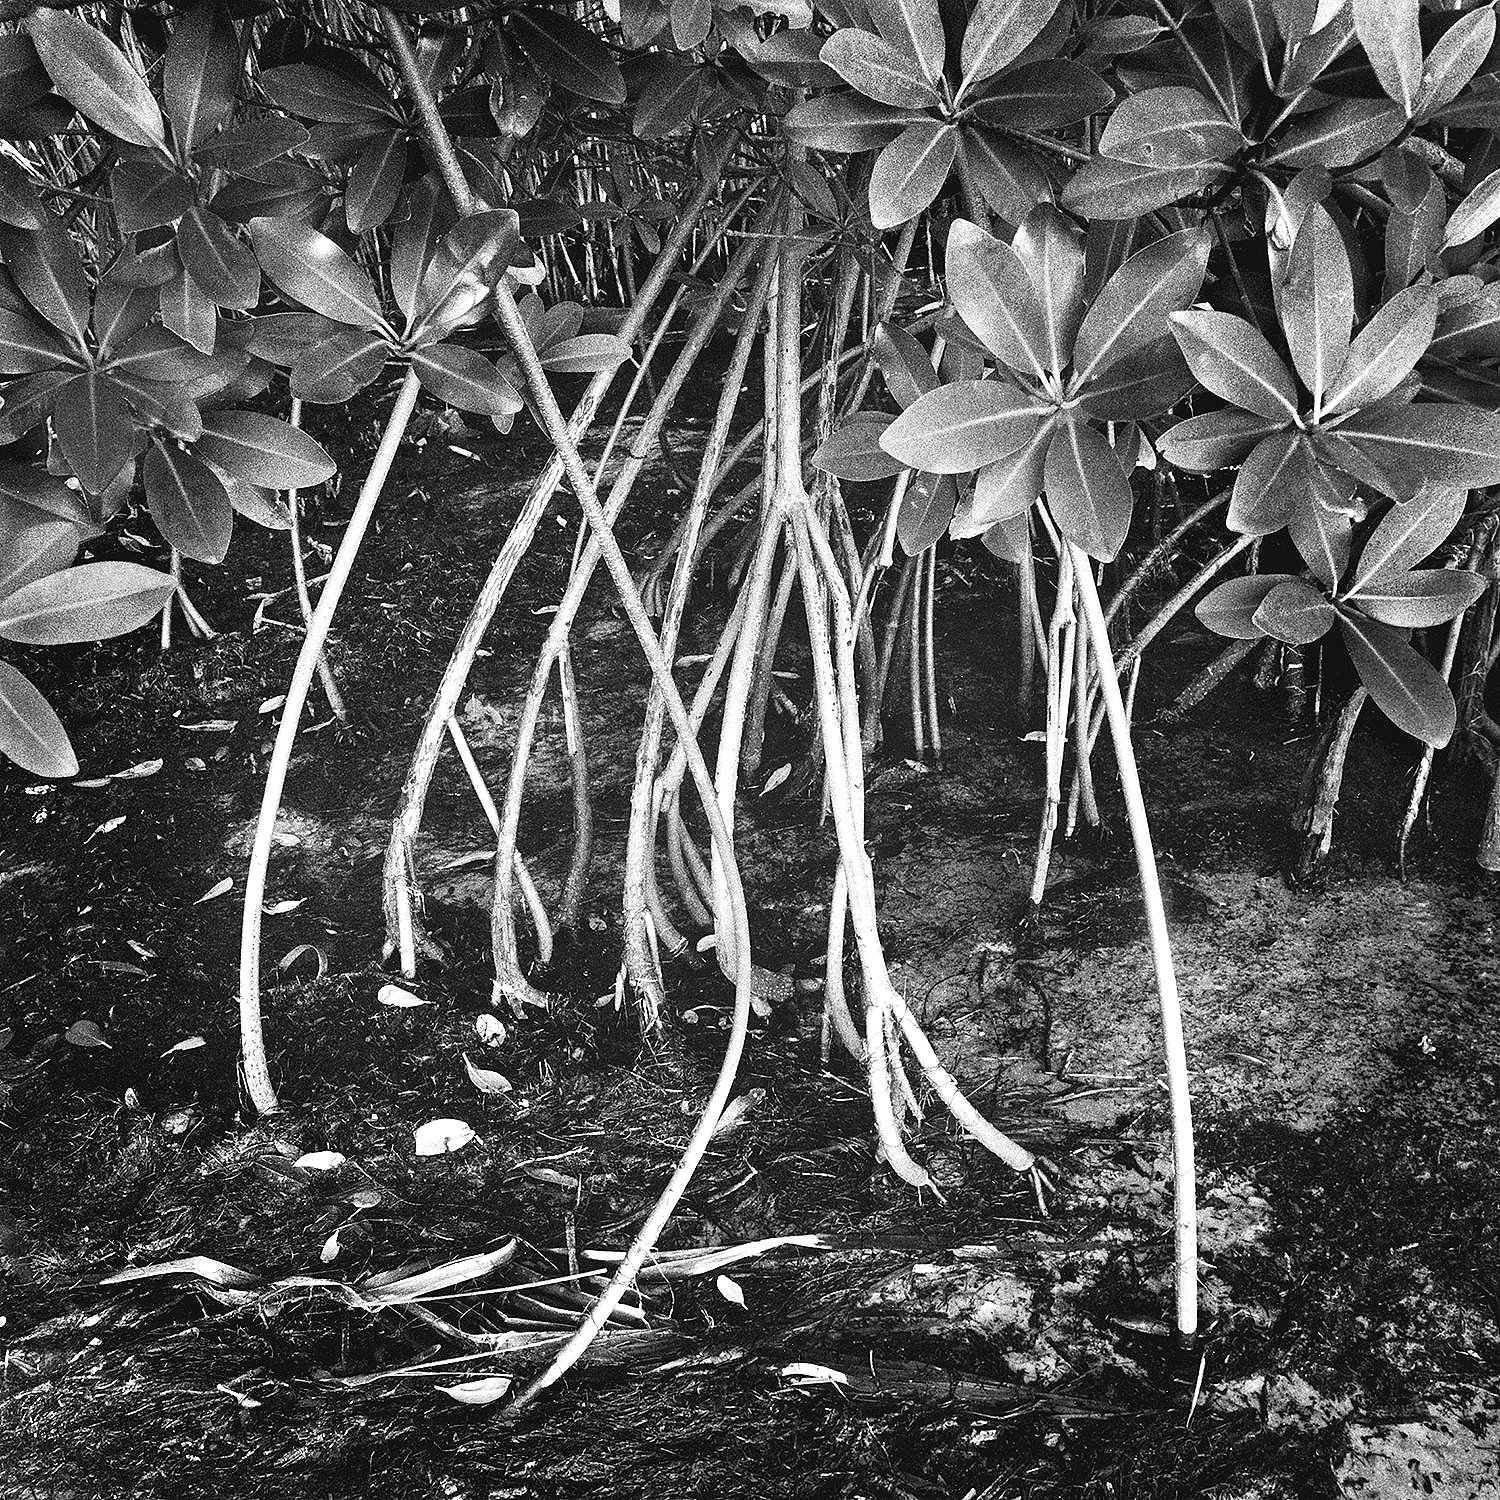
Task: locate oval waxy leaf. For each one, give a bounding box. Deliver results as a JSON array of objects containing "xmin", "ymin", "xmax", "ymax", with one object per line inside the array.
[
  {"xmin": 872, "ymin": 322, "xmax": 939, "ymax": 408},
  {"xmin": 813, "ymin": 412, "xmax": 905, "ymax": 482},
  {"xmin": 1348, "ymin": 569, "xmax": 1486, "ymax": 629},
  {"xmin": 1332, "ymin": 405, "xmax": 1500, "ymax": 493},
  {"xmin": 782, "ymin": 92, "xmax": 927, "ymax": 152},
  {"xmin": 0, "ymin": 560, "xmax": 174, "ymax": 644},
  {"xmin": 1281, "ymin": 204, "xmax": 1352, "ymax": 412},
  {"xmin": 949, "ymin": 416, "xmax": 1053, "ymax": 537},
  {"xmin": 260, "ymin": 63, "xmax": 398, "ymax": 124},
  {"xmin": 1098, "ymin": 86, "xmax": 1242, "ymax": 168},
  {"xmin": 1043, "ymin": 418, "xmax": 1132, "ymax": 561},
  {"xmin": 508, "ymin": 10, "xmax": 627, "ymax": 106},
  {"xmin": 1265, "ymin": 98, "xmax": 1404, "ymax": 168},
  {"xmin": 1353, "ymin": 0, "xmax": 1421, "ymax": 116},
  {"xmin": 144, "ymin": 442, "xmax": 233, "ymax": 564},
  {"xmin": 248, "ymin": 217, "xmax": 388, "ymax": 331},
  {"xmin": 1227, "ymin": 432, "xmax": 1303, "ymax": 535},
  {"xmin": 966, "ymin": 59, "xmax": 1113, "ymax": 131},
  {"xmin": 196, "ymin": 410, "xmax": 338, "ymax": 490},
  {"xmin": 1323, "ymin": 284, "xmax": 1437, "ymax": 416},
  {"xmin": 1, "ymin": 222, "xmax": 89, "ymax": 348},
  {"xmin": 1443, "ymin": 166, "xmax": 1500, "ymax": 250},
  {"xmin": 28, "ymin": 11, "xmax": 166, "ymax": 150},
  {"xmin": 820, "ymin": 29, "xmax": 940, "ymax": 109},
  {"xmin": 0, "ymin": 659, "xmax": 75, "ymax": 776},
  {"xmin": 290, "ymin": 328, "xmax": 388, "ymax": 404},
  {"xmin": 1012, "ymin": 204, "xmax": 1084, "ymax": 377},
  {"xmin": 179, "ymin": 208, "xmax": 260, "ymax": 311},
  {"xmin": 867, "ymin": 0, "xmax": 948, "ymax": 85},
  {"xmin": 347, "ymin": 130, "xmax": 408, "ymax": 234},
  {"xmin": 1345, "ymin": 487, "xmax": 1466, "ymax": 596},
  {"xmin": 409, "ymin": 344, "xmax": 524, "ymax": 417},
  {"xmin": 0, "ymin": 513, "xmax": 80, "ymax": 600},
  {"xmin": 881, "ymin": 380, "xmax": 1050, "ymax": 473},
  {"xmin": 1338, "ymin": 612, "xmax": 1456, "ymax": 747},
  {"xmin": 961, "ymin": 0, "xmax": 1061, "ymax": 87},
  {"xmin": 1059, "ymin": 156, "xmax": 1223, "ymax": 219},
  {"xmin": 0, "ymin": 308, "xmax": 78, "ymax": 374},
  {"xmin": 869, "ymin": 119, "xmax": 957, "ymax": 230},
  {"xmin": 1196, "ymin": 573, "xmax": 1291, "ymax": 638},
  {"xmin": 53, "ymin": 373, "xmax": 135, "ymax": 495},
  {"xmin": 1170, "ymin": 309, "xmax": 1300, "ymax": 421},
  {"xmin": 1158, "ymin": 408, "xmax": 1281, "ymax": 472},
  {"xmin": 897, "ymin": 471, "xmax": 958, "ymax": 553},
  {"xmin": 164, "ymin": 0, "xmax": 240, "ymax": 150},
  {"xmin": 1251, "ymin": 577, "xmax": 1335, "ymax": 645},
  {"xmin": 946, "ymin": 217, "xmax": 1051, "ymax": 377},
  {"xmin": 1072, "ymin": 228, "xmax": 1210, "ymax": 385}
]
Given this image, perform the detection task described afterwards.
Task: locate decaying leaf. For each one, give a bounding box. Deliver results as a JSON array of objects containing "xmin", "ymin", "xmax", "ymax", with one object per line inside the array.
[
  {"xmin": 464, "ymin": 1053, "xmax": 512, "ymax": 1095},
  {"xmin": 378, "ymin": 983, "xmax": 427, "ymax": 1008},
  {"xmin": 294, "ymin": 1150, "xmax": 347, "ymax": 1172},
  {"xmin": 413, "ymin": 1118, "xmax": 475, "ymax": 1156},
  {"xmin": 64, "ymin": 1019, "xmax": 110, "ymax": 1048},
  {"xmin": 437, "ymin": 1375, "xmax": 513, "ymax": 1405}
]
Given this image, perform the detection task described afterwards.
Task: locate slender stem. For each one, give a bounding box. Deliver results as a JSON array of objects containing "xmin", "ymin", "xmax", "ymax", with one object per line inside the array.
[
  {"xmin": 239, "ymin": 370, "xmax": 423, "ymax": 1114},
  {"xmin": 1068, "ymin": 539, "xmax": 1198, "ymax": 1346}
]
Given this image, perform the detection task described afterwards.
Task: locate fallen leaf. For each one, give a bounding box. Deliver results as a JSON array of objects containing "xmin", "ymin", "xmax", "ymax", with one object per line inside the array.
[
  {"xmin": 258, "ymin": 695, "xmax": 286, "ymax": 714},
  {"xmin": 194, "ymin": 877, "xmax": 233, "ymax": 904},
  {"xmin": 716, "ymin": 1273, "xmax": 746, "ymax": 1308},
  {"xmin": 101, "ymin": 1256, "xmax": 262, "ymax": 1290},
  {"xmin": 378, "ymin": 984, "xmax": 427, "ymax": 1008},
  {"xmin": 64, "ymin": 1019, "xmax": 110, "ymax": 1049},
  {"xmin": 278, "ymin": 943, "xmax": 328, "ymax": 979},
  {"xmin": 711, "ymin": 1088, "xmax": 766, "ymax": 1138},
  {"xmin": 114, "ymin": 758, "xmax": 163, "ymax": 781},
  {"xmin": 464, "ymin": 1054, "xmax": 512, "ymax": 1095},
  {"xmin": 216, "ymin": 1384, "xmax": 262, "ymax": 1409},
  {"xmin": 160, "ymin": 1108, "xmax": 197, "ymax": 1135},
  {"xmin": 781, "ymin": 1362, "xmax": 848, "ymax": 1386},
  {"xmin": 89, "ymin": 816, "xmax": 126, "ymax": 839},
  {"xmin": 759, "ymin": 764, "xmax": 791, "ymax": 795},
  {"xmin": 523, "ymin": 1165, "xmax": 579, "ymax": 1191},
  {"xmin": 438, "ymin": 1376, "xmax": 512, "ymax": 1405},
  {"xmin": 182, "ymin": 719, "xmax": 237, "ymax": 731},
  {"xmin": 320, "ymin": 1231, "xmax": 341, "ymax": 1263},
  {"xmin": 474, "ymin": 1013, "xmax": 507, "ymax": 1046},
  {"xmin": 262, "ymin": 898, "xmax": 305, "ymax": 915},
  {"xmin": 161, "ymin": 1036, "xmax": 206, "ymax": 1058},
  {"xmin": 414, "ymin": 1119, "xmax": 475, "ymax": 1156},
  {"xmin": 295, "ymin": 1150, "xmax": 347, "ymax": 1172}
]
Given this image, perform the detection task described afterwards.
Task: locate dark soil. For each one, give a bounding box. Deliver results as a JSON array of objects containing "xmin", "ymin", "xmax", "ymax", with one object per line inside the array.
[{"xmin": 2, "ymin": 385, "xmax": 1498, "ymax": 1500}]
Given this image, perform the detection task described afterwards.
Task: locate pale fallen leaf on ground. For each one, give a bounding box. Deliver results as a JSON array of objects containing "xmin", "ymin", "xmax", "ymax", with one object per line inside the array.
[
  {"xmin": 414, "ymin": 1119, "xmax": 475, "ymax": 1156},
  {"xmin": 64, "ymin": 1020, "xmax": 110, "ymax": 1049},
  {"xmin": 438, "ymin": 1376, "xmax": 512, "ymax": 1405},
  {"xmin": 377, "ymin": 984, "xmax": 427, "ymax": 1008},
  {"xmin": 464, "ymin": 1054, "xmax": 512, "ymax": 1095},
  {"xmin": 295, "ymin": 1151, "xmax": 347, "ymax": 1172}
]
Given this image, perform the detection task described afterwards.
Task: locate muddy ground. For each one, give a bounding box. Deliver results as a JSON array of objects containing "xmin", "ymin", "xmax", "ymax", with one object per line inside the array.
[{"xmin": 2, "ymin": 388, "xmax": 1498, "ymax": 1499}]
